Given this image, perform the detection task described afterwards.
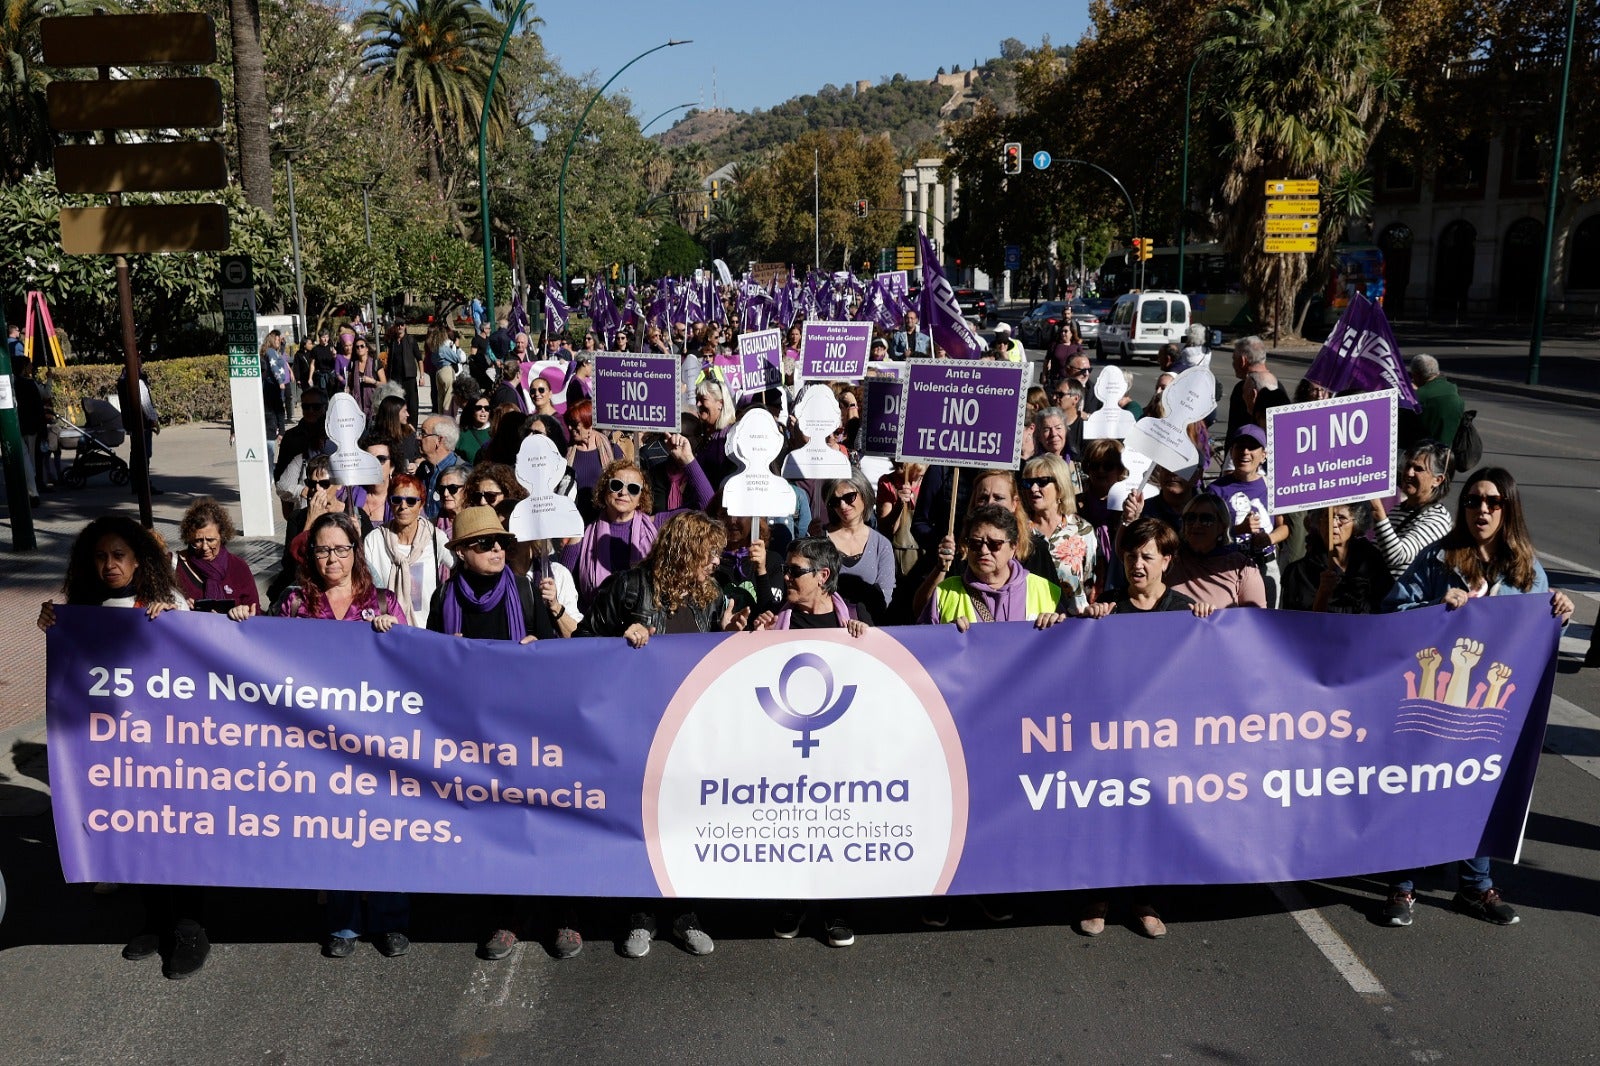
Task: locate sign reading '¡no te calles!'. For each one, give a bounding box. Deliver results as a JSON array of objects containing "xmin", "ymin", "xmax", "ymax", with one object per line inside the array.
[
  {"xmin": 895, "ymin": 361, "xmax": 1027, "ymax": 469},
  {"xmin": 592, "ymin": 354, "xmax": 680, "ymax": 434}
]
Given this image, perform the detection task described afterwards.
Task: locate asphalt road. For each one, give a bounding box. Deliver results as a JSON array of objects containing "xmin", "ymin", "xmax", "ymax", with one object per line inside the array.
[{"xmin": 1, "ymin": 343, "xmax": 1597, "ymax": 1064}]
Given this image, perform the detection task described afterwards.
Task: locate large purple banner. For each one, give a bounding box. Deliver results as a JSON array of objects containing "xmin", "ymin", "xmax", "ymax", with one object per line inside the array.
[
  {"xmin": 47, "ymin": 597, "xmax": 1557, "ymax": 898},
  {"xmin": 1265, "ymin": 390, "xmax": 1398, "ymax": 514},
  {"xmin": 895, "ymin": 360, "xmax": 1026, "ymax": 469}
]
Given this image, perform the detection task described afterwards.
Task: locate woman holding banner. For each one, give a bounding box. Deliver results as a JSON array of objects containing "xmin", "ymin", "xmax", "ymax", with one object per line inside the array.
[
  {"xmin": 174, "ymin": 497, "xmax": 262, "ymax": 621},
  {"xmin": 1020, "ymin": 453, "xmax": 1099, "ymax": 613},
  {"xmin": 274, "ymin": 511, "xmax": 408, "ymax": 960},
  {"xmin": 1376, "ymin": 467, "xmax": 1574, "ymax": 928},
  {"xmin": 1165, "ymin": 495, "xmax": 1266, "ymax": 610},
  {"xmin": 919, "ymin": 505, "xmax": 1065, "ymax": 630},
  {"xmin": 39, "ymin": 517, "xmax": 207, "ymax": 979},
  {"xmin": 1371, "ymin": 441, "xmax": 1455, "ymax": 578},
  {"xmin": 578, "ymin": 511, "xmax": 750, "ymax": 959}
]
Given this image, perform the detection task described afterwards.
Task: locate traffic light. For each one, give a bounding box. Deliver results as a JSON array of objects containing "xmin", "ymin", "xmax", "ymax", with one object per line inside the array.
[
  {"xmin": 1003, "ymin": 142, "xmax": 1022, "ymax": 175},
  {"xmin": 701, "ymin": 202, "xmax": 709, "ymax": 220},
  {"xmin": 611, "ymin": 262, "xmax": 619, "ymax": 281},
  {"xmin": 710, "ymin": 179, "xmax": 720, "ymax": 200},
  {"xmin": 1140, "ymin": 237, "xmax": 1154, "ymax": 261},
  {"xmin": 856, "ymin": 199, "xmax": 869, "ymax": 218},
  {"xmin": 1130, "ymin": 238, "xmax": 1143, "ymax": 260}
]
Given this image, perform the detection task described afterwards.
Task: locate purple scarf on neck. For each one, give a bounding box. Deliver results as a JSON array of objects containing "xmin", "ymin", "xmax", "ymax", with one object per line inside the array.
[
  {"xmin": 575, "ymin": 513, "xmax": 657, "ymax": 601},
  {"xmin": 439, "ymin": 567, "xmax": 524, "ymax": 638},
  {"xmin": 184, "ymin": 547, "xmax": 234, "ymax": 600},
  {"xmin": 773, "ymin": 593, "xmax": 852, "ymax": 629}
]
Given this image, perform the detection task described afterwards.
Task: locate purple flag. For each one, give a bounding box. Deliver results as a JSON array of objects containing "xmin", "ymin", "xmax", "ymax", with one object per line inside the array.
[
  {"xmin": 543, "ymin": 276, "xmax": 568, "ymax": 338},
  {"xmin": 917, "ymin": 231, "xmax": 983, "ymax": 358},
  {"xmin": 1305, "ymin": 293, "xmax": 1419, "ymax": 409},
  {"xmin": 508, "ymin": 295, "xmax": 531, "ymax": 338}
]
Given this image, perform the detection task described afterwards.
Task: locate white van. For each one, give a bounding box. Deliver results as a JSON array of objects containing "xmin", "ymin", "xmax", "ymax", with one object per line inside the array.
[{"xmin": 1099, "ymin": 291, "xmax": 1191, "ymax": 363}]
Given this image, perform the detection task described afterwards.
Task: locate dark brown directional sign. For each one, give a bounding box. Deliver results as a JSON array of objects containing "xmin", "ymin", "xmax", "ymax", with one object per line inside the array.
[
  {"xmin": 54, "ymin": 142, "xmax": 228, "ymax": 194},
  {"xmin": 60, "ymin": 204, "xmax": 231, "ymax": 255},
  {"xmin": 40, "ymin": 13, "xmax": 218, "ymax": 67},
  {"xmin": 47, "ymin": 78, "xmax": 223, "ymax": 131}
]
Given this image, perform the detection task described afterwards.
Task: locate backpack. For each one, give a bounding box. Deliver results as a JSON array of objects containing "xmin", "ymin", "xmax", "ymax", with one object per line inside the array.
[{"xmin": 1450, "ymin": 409, "xmax": 1482, "ymax": 475}]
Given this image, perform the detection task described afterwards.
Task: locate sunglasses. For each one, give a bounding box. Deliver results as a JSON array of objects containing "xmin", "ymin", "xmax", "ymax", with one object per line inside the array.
[
  {"xmin": 828, "ymin": 491, "xmax": 860, "ymax": 509},
  {"xmin": 607, "ymin": 479, "xmax": 643, "ymax": 497},
  {"xmin": 1183, "ymin": 513, "xmax": 1219, "ymax": 527},
  {"xmin": 531, "ymin": 386, "xmax": 549, "ymax": 396},
  {"xmin": 471, "ymin": 403, "xmax": 491, "ymax": 411},
  {"xmin": 305, "ymin": 478, "xmax": 333, "ymax": 490},
  {"xmin": 1463, "ymin": 494, "xmax": 1504, "ymax": 511},
  {"xmin": 966, "ymin": 536, "xmax": 1009, "ymax": 555},
  {"xmin": 1069, "ymin": 367, "xmax": 1091, "ymax": 376},
  {"xmin": 461, "ymin": 535, "xmax": 511, "ymax": 553},
  {"xmin": 469, "ymin": 489, "xmax": 505, "ymax": 505},
  {"xmin": 439, "ymin": 483, "xmax": 464, "ymax": 496},
  {"xmin": 1021, "ymin": 476, "xmax": 1053, "ymax": 490},
  {"xmin": 389, "ymin": 495, "xmax": 422, "ymax": 508},
  {"xmin": 782, "ymin": 564, "xmax": 817, "ymax": 580}
]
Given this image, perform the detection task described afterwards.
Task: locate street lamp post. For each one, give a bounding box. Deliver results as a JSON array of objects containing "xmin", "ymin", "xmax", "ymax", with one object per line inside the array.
[
  {"xmin": 1060, "ymin": 158, "xmax": 1140, "ymax": 287},
  {"xmin": 559, "ymin": 39, "xmax": 692, "ymax": 290},
  {"xmin": 1177, "ymin": 52, "xmax": 1204, "ymax": 295},
  {"xmin": 1528, "ymin": 0, "xmax": 1579, "ymax": 386},
  {"xmin": 640, "ymin": 101, "xmax": 695, "ymax": 136},
  {"xmin": 357, "ymin": 179, "xmax": 379, "ymax": 348},
  {"xmin": 282, "ymin": 149, "xmax": 308, "ymax": 339},
  {"xmin": 478, "ymin": 0, "xmax": 536, "ymax": 320}
]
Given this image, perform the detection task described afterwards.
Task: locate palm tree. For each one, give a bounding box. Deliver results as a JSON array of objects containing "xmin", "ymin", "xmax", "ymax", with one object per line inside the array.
[
  {"xmin": 356, "ymin": 0, "xmax": 509, "ymax": 189},
  {"xmin": 1201, "ymin": 0, "xmax": 1395, "ymax": 338},
  {"xmin": 229, "ymin": 0, "xmax": 273, "ymax": 214},
  {"xmin": 1, "ymin": 0, "xmax": 82, "ymax": 184}
]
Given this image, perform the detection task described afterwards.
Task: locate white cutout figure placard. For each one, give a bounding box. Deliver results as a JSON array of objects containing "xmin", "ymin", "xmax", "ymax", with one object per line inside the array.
[
  {"xmin": 782, "ymin": 384, "xmax": 851, "ymax": 479},
  {"xmin": 325, "ymin": 392, "xmax": 382, "ymax": 486},
  {"xmin": 1162, "ymin": 365, "xmax": 1218, "ymax": 426},
  {"xmin": 1125, "ymin": 416, "xmax": 1200, "ymax": 481},
  {"xmin": 722, "ymin": 408, "xmax": 796, "ymax": 518},
  {"xmin": 508, "ymin": 434, "xmax": 584, "ymax": 542},
  {"xmin": 1093, "ymin": 365, "xmax": 1129, "ymax": 406},
  {"xmin": 1106, "ymin": 448, "xmax": 1159, "ymax": 514}
]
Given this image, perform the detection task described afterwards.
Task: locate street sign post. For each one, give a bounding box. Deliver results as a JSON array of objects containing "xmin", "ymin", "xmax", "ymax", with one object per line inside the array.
[
  {"xmin": 1265, "ymin": 199, "xmax": 1320, "ymax": 216},
  {"xmin": 1263, "ymin": 237, "xmax": 1319, "ymax": 253},
  {"xmin": 219, "ymin": 256, "xmax": 277, "ymax": 537},
  {"xmin": 1264, "ymin": 218, "xmax": 1320, "ymax": 235},
  {"xmin": 1004, "ymin": 244, "xmax": 1021, "ymax": 271},
  {"xmin": 1033, "ymin": 150, "xmax": 1052, "ymax": 171},
  {"xmin": 1265, "ymin": 179, "xmax": 1320, "ymax": 197}
]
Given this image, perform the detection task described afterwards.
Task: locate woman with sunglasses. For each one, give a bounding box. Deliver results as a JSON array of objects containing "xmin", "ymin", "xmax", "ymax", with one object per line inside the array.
[
  {"xmin": 428, "ymin": 506, "xmax": 571, "ymax": 644},
  {"xmin": 455, "ymin": 392, "xmax": 494, "ymax": 464},
  {"xmin": 1371, "ymin": 440, "xmax": 1455, "ymax": 577},
  {"xmin": 919, "ymin": 503, "xmax": 1065, "ymax": 628},
  {"xmin": 1377, "ymin": 467, "xmax": 1574, "ymax": 929},
  {"xmin": 461, "ymin": 462, "xmax": 528, "ymax": 520},
  {"xmin": 363, "ymin": 473, "xmax": 453, "ymax": 628},
  {"xmin": 822, "ymin": 470, "xmax": 896, "ymax": 620},
  {"xmin": 1282, "ymin": 501, "xmax": 1392, "ymax": 613},
  {"xmin": 353, "ymin": 435, "xmax": 396, "ymax": 529},
  {"xmin": 174, "ymin": 496, "xmax": 261, "ymax": 621},
  {"xmin": 1165, "ymin": 494, "xmax": 1266, "ymax": 610},
  {"xmin": 564, "ymin": 458, "xmax": 657, "ymax": 610},
  {"xmin": 432, "ymin": 466, "xmax": 469, "ymax": 539},
  {"xmin": 1020, "ymin": 453, "xmax": 1099, "ymax": 613},
  {"xmin": 275, "ymin": 511, "xmax": 410, "ymax": 960}
]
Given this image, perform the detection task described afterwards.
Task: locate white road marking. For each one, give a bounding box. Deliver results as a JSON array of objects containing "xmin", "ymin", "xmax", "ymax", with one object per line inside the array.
[
  {"xmin": 1539, "ymin": 551, "xmax": 1600, "ymax": 604},
  {"xmin": 1271, "ymin": 883, "xmax": 1388, "ymax": 998},
  {"xmin": 1475, "ymin": 415, "xmax": 1575, "ymax": 441},
  {"xmin": 1544, "ymin": 693, "xmax": 1600, "ymax": 783}
]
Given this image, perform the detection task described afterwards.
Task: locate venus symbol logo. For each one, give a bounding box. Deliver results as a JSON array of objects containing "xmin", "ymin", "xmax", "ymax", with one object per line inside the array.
[{"xmin": 754, "ymin": 653, "xmax": 855, "ymax": 757}]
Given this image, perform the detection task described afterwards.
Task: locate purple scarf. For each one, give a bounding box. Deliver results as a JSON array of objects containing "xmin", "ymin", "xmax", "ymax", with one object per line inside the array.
[
  {"xmin": 439, "ymin": 567, "xmax": 524, "ymax": 638},
  {"xmin": 773, "ymin": 593, "xmax": 852, "ymax": 629},
  {"xmin": 964, "ymin": 559, "xmax": 1031, "ymax": 622},
  {"xmin": 184, "ymin": 547, "xmax": 233, "ymax": 600},
  {"xmin": 575, "ymin": 514, "xmax": 657, "ymax": 602}
]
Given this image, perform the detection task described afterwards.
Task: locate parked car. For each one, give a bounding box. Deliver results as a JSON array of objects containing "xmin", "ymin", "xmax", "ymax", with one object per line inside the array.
[
  {"xmin": 1097, "ymin": 291, "xmax": 1192, "ymax": 363},
  {"xmin": 952, "ymin": 288, "xmax": 996, "ymax": 326},
  {"xmin": 1018, "ymin": 301, "xmax": 1099, "ymax": 348}
]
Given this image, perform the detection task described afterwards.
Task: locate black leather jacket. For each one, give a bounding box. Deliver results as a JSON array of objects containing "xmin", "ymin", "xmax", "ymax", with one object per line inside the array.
[{"xmin": 577, "ymin": 567, "xmax": 729, "ymax": 638}]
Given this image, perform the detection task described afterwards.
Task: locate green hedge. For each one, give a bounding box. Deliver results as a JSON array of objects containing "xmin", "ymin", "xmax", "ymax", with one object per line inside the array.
[{"xmin": 47, "ymin": 356, "xmax": 232, "ymax": 426}]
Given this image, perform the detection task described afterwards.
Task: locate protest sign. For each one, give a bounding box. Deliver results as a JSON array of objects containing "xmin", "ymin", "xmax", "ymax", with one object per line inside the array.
[
  {"xmin": 861, "ymin": 370, "xmax": 904, "ymax": 457},
  {"xmin": 1266, "ymin": 390, "xmax": 1397, "ymax": 514},
  {"xmin": 737, "ymin": 328, "xmax": 784, "ymax": 396},
  {"xmin": 800, "ymin": 321, "xmax": 872, "ymax": 381},
  {"xmin": 721, "ymin": 408, "xmax": 794, "ymax": 518},
  {"xmin": 1163, "ymin": 365, "xmax": 1219, "ymax": 425},
  {"xmin": 1125, "ymin": 416, "xmax": 1199, "ymax": 480},
  {"xmin": 593, "ymin": 354, "xmax": 679, "ymax": 434},
  {"xmin": 877, "ymin": 270, "xmax": 908, "ymax": 298},
  {"xmin": 507, "ymin": 434, "xmax": 584, "ymax": 542},
  {"xmin": 47, "ymin": 596, "xmax": 1558, "ymax": 898},
  {"xmin": 1085, "ymin": 364, "xmax": 1136, "ymax": 441},
  {"xmin": 782, "ymin": 385, "xmax": 851, "ymax": 479},
  {"xmin": 895, "ymin": 361, "xmax": 1026, "ymax": 469},
  {"xmin": 325, "ymin": 393, "xmax": 382, "ymax": 487}
]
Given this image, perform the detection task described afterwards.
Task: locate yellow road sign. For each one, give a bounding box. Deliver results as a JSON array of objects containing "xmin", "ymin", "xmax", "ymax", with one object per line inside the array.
[
  {"xmin": 60, "ymin": 204, "xmax": 230, "ymax": 255},
  {"xmin": 1265, "ymin": 217, "xmax": 1320, "ymax": 235},
  {"xmin": 1266, "ymin": 199, "xmax": 1319, "ymax": 216},
  {"xmin": 1265, "ymin": 179, "xmax": 1320, "ymax": 196},
  {"xmin": 1263, "ymin": 236, "xmax": 1318, "ymax": 253}
]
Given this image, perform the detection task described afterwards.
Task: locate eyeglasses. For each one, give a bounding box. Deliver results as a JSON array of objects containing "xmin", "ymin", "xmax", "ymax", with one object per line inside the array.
[
  {"xmin": 1069, "ymin": 366, "xmax": 1091, "ymax": 376},
  {"xmin": 828, "ymin": 490, "xmax": 860, "ymax": 509},
  {"xmin": 305, "ymin": 478, "xmax": 333, "ymax": 490},
  {"xmin": 471, "ymin": 403, "xmax": 491, "ymax": 411},
  {"xmin": 311, "ymin": 544, "xmax": 354, "ymax": 560},
  {"xmin": 1330, "ymin": 512, "xmax": 1354, "ymax": 526},
  {"xmin": 782, "ymin": 564, "xmax": 817, "ymax": 580},
  {"xmin": 461, "ymin": 535, "xmax": 510, "ymax": 553},
  {"xmin": 469, "ymin": 489, "xmax": 505, "ymax": 505},
  {"xmin": 966, "ymin": 536, "xmax": 1009, "ymax": 555},
  {"xmin": 1183, "ymin": 513, "xmax": 1219, "ymax": 527},
  {"xmin": 187, "ymin": 536, "xmax": 221, "ymax": 549},
  {"xmin": 439, "ymin": 483, "xmax": 464, "ymax": 496},
  {"xmin": 420, "ymin": 431, "xmax": 444, "ymax": 442},
  {"xmin": 1463, "ymin": 494, "xmax": 1504, "ymax": 511},
  {"xmin": 389, "ymin": 495, "xmax": 422, "ymax": 508},
  {"xmin": 607, "ymin": 479, "xmax": 644, "ymax": 497},
  {"xmin": 1021, "ymin": 476, "xmax": 1053, "ymax": 490}
]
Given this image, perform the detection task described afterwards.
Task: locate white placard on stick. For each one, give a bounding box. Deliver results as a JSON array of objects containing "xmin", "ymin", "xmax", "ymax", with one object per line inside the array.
[
  {"xmin": 782, "ymin": 385, "xmax": 851, "ymax": 479},
  {"xmin": 325, "ymin": 393, "xmax": 382, "ymax": 486},
  {"xmin": 722, "ymin": 408, "xmax": 796, "ymax": 518},
  {"xmin": 508, "ymin": 434, "xmax": 584, "ymax": 541}
]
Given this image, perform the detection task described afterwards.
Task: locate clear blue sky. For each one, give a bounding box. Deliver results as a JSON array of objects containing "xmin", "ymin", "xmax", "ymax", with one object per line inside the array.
[{"xmin": 536, "ymin": 1, "xmax": 1092, "ymax": 133}]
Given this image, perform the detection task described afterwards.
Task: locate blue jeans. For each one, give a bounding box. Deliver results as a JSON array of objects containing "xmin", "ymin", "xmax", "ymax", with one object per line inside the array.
[
  {"xmin": 1394, "ymin": 856, "xmax": 1492, "ymax": 895},
  {"xmin": 326, "ymin": 891, "xmax": 409, "ymax": 938}
]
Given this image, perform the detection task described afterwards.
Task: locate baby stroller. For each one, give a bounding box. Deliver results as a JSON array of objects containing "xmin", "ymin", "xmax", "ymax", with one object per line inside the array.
[{"xmin": 54, "ymin": 397, "xmax": 130, "ymax": 488}]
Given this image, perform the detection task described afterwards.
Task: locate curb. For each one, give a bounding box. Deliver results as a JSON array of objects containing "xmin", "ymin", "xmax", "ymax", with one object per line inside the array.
[{"xmin": 1268, "ymin": 348, "xmax": 1600, "ymax": 411}]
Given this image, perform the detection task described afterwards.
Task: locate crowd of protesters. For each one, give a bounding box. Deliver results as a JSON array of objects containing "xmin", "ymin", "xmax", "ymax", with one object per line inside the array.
[{"xmin": 35, "ymin": 311, "xmax": 1574, "ymax": 980}]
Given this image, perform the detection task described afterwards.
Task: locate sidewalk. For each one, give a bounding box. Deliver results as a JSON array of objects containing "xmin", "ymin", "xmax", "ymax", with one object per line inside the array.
[{"xmin": 0, "ymin": 421, "xmax": 283, "ymax": 814}]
